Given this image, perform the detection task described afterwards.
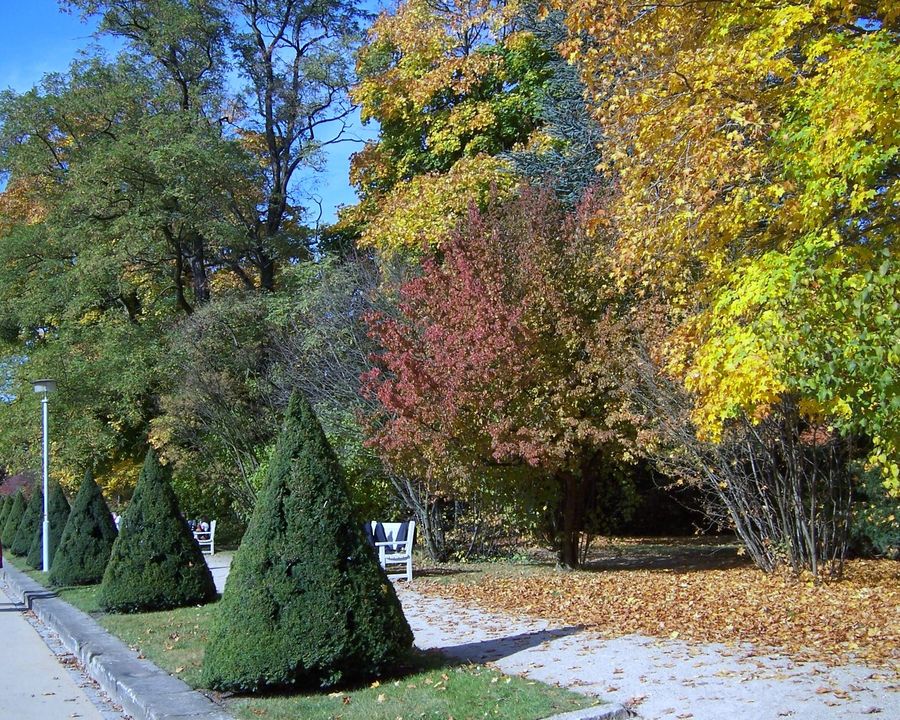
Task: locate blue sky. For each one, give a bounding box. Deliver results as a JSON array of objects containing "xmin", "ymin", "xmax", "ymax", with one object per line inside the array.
[{"xmin": 0, "ymin": 0, "xmax": 376, "ymax": 222}]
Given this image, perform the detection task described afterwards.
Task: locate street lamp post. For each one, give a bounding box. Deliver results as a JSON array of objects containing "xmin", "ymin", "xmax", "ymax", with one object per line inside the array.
[{"xmin": 32, "ymin": 379, "xmax": 56, "ymax": 572}]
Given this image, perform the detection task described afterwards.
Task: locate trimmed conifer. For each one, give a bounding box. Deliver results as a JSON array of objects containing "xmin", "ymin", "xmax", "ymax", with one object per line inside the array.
[
  {"xmin": 27, "ymin": 480, "xmax": 71, "ymax": 570},
  {"xmin": 50, "ymin": 470, "xmax": 119, "ymax": 586},
  {"xmin": 0, "ymin": 496, "xmax": 10, "ymax": 530},
  {"xmin": 12, "ymin": 484, "xmax": 42, "ymax": 556},
  {"xmin": 99, "ymin": 449, "xmax": 216, "ymax": 612},
  {"xmin": 1, "ymin": 491, "xmax": 26, "ymax": 547},
  {"xmin": 202, "ymin": 393, "xmax": 413, "ymax": 693}
]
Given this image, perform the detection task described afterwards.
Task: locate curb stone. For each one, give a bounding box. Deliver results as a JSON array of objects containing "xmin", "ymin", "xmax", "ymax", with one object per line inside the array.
[
  {"xmin": 1, "ymin": 563, "xmax": 233, "ymax": 720},
  {"xmin": 540, "ymin": 705, "xmax": 639, "ymax": 720}
]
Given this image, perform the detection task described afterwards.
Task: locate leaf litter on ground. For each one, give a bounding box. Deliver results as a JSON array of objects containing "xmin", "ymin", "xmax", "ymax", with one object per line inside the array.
[{"xmin": 416, "ymin": 545, "xmax": 900, "ymax": 672}]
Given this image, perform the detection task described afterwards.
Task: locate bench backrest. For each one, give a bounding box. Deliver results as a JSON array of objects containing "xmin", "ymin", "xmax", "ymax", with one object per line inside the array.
[{"xmin": 367, "ymin": 520, "xmax": 415, "ymax": 554}]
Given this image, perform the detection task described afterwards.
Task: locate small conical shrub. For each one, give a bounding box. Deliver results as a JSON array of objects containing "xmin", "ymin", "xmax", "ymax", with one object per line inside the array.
[
  {"xmin": 202, "ymin": 393, "xmax": 413, "ymax": 692},
  {"xmin": 0, "ymin": 496, "xmax": 10, "ymax": 530},
  {"xmin": 27, "ymin": 480, "xmax": 71, "ymax": 570},
  {"xmin": 12, "ymin": 484, "xmax": 42, "ymax": 556},
  {"xmin": 1, "ymin": 491, "xmax": 26, "ymax": 547},
  {"xmin": 99, "ymin": 449, "xmax": 216, "ymax": 612},
  {"xmin": 50, "ymin": 470, "xmax": 118, "ymax": 586}
]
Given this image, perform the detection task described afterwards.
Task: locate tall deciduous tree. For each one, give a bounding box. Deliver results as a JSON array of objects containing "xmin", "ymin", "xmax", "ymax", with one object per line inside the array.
[
  {"xmin": 563, "ymin": 0, "xmax": 899, "ymax": 490},
  {"xmin": 364, "ymin": 188, "xmax": 637, "ymax": 567},
  {"xmin": 347, "ymin": 0, "xmax": 552, "ymax": 254},
  {"xmin": 0, "ymin": 0, "xmax": 362, "ymax": 483}
]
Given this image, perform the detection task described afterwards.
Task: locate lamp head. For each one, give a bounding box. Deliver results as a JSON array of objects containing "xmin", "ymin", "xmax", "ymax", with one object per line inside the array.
[{"xmin": 32, "ymin": 379, "xmax": 57, "ymax": 395}]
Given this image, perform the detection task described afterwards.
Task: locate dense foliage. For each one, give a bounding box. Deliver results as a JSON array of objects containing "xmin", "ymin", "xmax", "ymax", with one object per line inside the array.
[
  {"xmin": 563, "ymin": 0, "xmax": 899, "ymax": 487},
  {"xmin": 364, "ymin": 189, "xmax": 637, "ymax": 567},
  {"xmin": 50, "ymin": 470, "xmax": 119, "ymax": 586},
  {"xmin": 99, "ymin": 449, "xmax": 215, "ymax": 612},
  {"xmin": 0, "ymin": 0, "xmax": 895, "ymax": 579},
  {"xmin": 0, "ymin": 0, "xmax": 363, "ymax": 487},
  {"xmin": 202, "ymin": 393, "xmax": 412, "ymax": 692}
]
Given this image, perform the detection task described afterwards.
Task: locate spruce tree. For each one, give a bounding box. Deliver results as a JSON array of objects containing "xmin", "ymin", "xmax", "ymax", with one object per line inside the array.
[
  {"xmin": 50, "ymin": 470, "xmax": 119, "ymax": 586},
  {"xmin": 1, "ymin": 491, "xmax": 26, "ymax": 547},
  {"xmin": 12, "ymin": 484, "xmax": 42, "ymax": 556},
  {"xmin": 99, "ymin": 449, "xmax": 216, "ymax": 612},
  {"xmin": 202, "ymin": 393, "xmax": 413, "ymax": 692},
  {"xmin": 27, "ymin": 481, "xmax": 71, "ymax": 570}
]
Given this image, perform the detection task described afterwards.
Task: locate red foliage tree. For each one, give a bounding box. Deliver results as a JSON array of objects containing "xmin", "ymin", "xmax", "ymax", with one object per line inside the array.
[{"xmin": 363, "ymin": 188, "xmax": 637, "ymax": 566}]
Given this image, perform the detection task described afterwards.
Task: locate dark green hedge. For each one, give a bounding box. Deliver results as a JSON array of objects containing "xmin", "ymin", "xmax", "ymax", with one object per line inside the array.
[
  {"xmin": 50, "ymin": 470, "xmax": 119, "ymax": 586},
  {"xmin": 202, "ymin": 393, "xmax": 413, "ymax": 693},
  {"xmin": 1, "ymin": 491, "xmax": 26, "ymax": 547},
  {"xmin": 28, "ymin": 480, "xmax": 71, "ymax": 570},
  {"xmin": 11, "ymin": 484, "xmax": 42, "ymax": 556},
  {"xmin": 99, "ymin": 450, "xmax": 216, "ymax": 612}
]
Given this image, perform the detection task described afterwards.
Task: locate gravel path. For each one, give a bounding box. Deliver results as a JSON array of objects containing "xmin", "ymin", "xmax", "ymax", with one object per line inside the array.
[{"xmin": 205, "ymin": 553, "xmax": 898, "ymax": 719}]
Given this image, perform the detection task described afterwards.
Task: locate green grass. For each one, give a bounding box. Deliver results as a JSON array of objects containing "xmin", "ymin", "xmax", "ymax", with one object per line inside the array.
[
  {"xmin": 3, "ymin": 553, "xmax": 599, "ymax": 720},
  {"xmin": 103, "ymin": 603, "xmax": 211, "ymax": 687},
  {"xmin": 231, "ymin": 660, "xmax": 594, "ymax": 720}
]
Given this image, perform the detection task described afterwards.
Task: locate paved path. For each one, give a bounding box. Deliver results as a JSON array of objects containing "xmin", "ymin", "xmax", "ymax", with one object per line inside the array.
[
  {"xmin": 206, "ymin": 553, "xmax": 898, "ymax": 720},
  {"xmin": 0, "ymin": 583, "xmax": 123, "ymax": 720}
]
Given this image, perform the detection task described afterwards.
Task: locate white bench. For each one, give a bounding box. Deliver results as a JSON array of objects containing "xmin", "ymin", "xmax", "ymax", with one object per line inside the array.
[
  {"xmin": 192, "ymin": 520, "xmax": 217, "ymax": 555},
  {"xmin": 368, "ymin": 521, "xmax": 415, "ymax": 582}
]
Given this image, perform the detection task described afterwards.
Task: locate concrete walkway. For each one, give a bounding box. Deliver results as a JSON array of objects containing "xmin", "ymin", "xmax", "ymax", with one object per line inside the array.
[
  {"xmin": 0, "ymin": 584, "xmax": 122, "ymax": 720},
  {"xmin": 209, "ymin": 552, "xmax": 899, "ymax": 719}
]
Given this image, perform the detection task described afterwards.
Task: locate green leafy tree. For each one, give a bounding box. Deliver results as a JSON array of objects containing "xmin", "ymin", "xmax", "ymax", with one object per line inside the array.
[
  {"xmin": 1, "ymin": 490, "xmax": 26, "ymax": 547},
  {"xmin": 0, "ymin": 0, "xmax": 363, "ymax": 486},
  {"xmin": 50, "ymin": 470, "xmax": 119, "ymax": 586},
  {"xmin": 99, "ymin": 449, "xmax": 215, "ymax": 612},
  {"xmin": 27, "ymin": 480, "xmax": 71, "ymax": 570},
  {"xmin": 201, "ymin": 393, "xmax": 413, "ymax": 692},
  {"xmin": 11, "ymin": 484, "xmax": 42, "ymax": 556},
  {"xmin": 347, "ymin": 0, "xmax": 553, "ymax": 254}
]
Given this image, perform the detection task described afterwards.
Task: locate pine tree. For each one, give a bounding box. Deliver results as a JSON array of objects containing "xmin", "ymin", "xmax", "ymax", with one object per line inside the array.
[
  {"xmin": 202, "ymin": 393, "xmax": 413, "ymax": 692},
  {"xmin": 27, "ymin": 480, "xmax": 71, "ymax": 570},
  {"xmin": 12, "ymin": 484, "xmax": 42, "ymax": 556},
  {"xmin": 1, "ymin": 491, "xmax": 26, "ymax": 547},
  {"xmin": 99, "ymin": 449, "xmax": 216, "ymax": 612},
  {"xmin": 50, "ymin": 470, "xmax": 119, "ymax": 586}
]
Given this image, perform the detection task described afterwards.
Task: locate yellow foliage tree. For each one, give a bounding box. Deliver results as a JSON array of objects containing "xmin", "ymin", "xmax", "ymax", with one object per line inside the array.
[{"xmin": 564, "ymin": 0, "xmax": 899, "ymax": 487}]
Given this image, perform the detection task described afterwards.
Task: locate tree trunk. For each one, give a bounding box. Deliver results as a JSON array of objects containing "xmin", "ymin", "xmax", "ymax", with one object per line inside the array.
[{"xmin": 556, "ymin": 470, "xmax": 589, "ymax": 569}]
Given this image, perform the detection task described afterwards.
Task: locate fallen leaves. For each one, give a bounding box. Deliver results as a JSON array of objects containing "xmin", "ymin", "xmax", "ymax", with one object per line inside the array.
[{"xmin": 416, "ymin": 557, "xmax": 900, "ymax": 670}]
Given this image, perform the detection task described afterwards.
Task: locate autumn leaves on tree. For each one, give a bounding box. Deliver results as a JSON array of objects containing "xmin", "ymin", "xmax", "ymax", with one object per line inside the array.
[{"xmin": 0, "ymin": 0, "xmax": 896, "ymax": 577}]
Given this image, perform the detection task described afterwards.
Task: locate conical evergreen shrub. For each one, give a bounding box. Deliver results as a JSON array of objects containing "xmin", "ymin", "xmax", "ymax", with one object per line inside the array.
[
  {"xmin": 0, "ymin": 496, "xmax": 10, "ymax": 530},
  {"xmin": 12, "ymin": 484, "xmax": 42, "ymax": 556},
  {"xmin": 1, "ymin": 491, "xmax": 26, "ymax": 547},
  {"xmin": 27, "ymin": 480, "xmax": 71, "ymax": 570},
  {"xmin": 99, "ymin": 449, "xmax": 216, "ymax": 612},
  {"xmin": 202, "ymin": 393, "xmax": 413, "ymax": 693},
  {"xmin": 50, "ymin": 470, "xmax": 119, "ymax": 586}
]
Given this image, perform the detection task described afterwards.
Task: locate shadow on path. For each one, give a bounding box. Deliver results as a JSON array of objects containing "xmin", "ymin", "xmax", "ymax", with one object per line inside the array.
[
  {"xmin": 438, "ymin": 625, "xmax": 583, "ymax": 663},
  {"xmin": 22, "ymin": 590, "xmax": 57, "ymax": 610}
]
